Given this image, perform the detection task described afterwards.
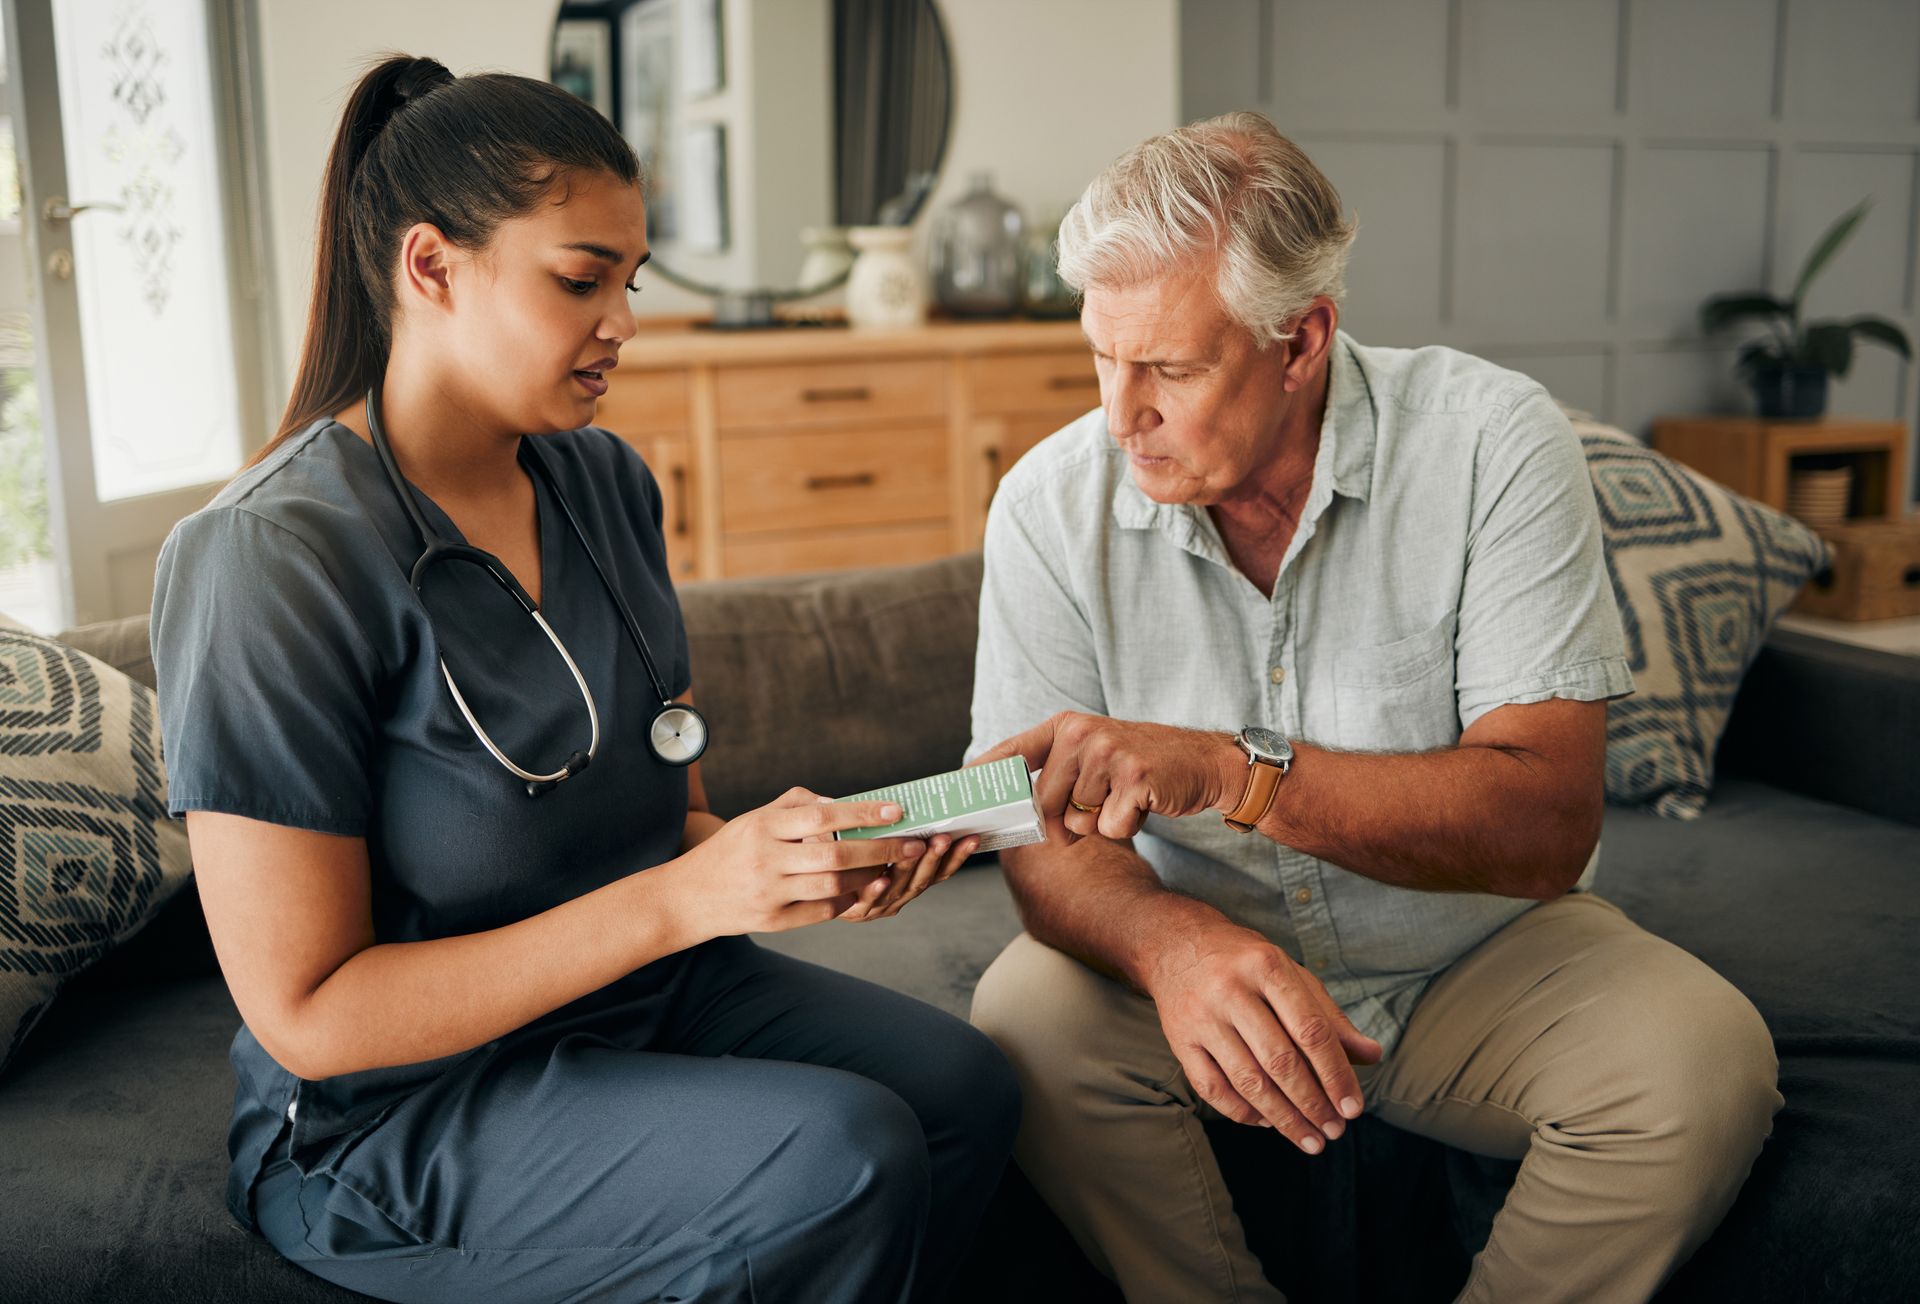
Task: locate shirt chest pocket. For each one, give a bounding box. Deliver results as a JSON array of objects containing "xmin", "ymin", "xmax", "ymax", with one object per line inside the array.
[{"xmin": 1329, "ymin": 615, "xmax": 1460, "ymax": 753}]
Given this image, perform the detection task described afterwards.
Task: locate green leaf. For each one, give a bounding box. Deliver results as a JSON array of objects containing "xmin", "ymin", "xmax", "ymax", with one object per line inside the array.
[
  {"xmin": 1790, "ymin": 198, "xmax": 1872, "ymax": 311},
  {"xmin": 1848, "ymin": 313, "xmax": 1913, "ymax": 359},
  {"xmin": 1801, "ymin": 322, "xmax": 1855, "ymax": 377},
  {"xmin": 1699, "ymin": 293, "xmax": 1791, "ymax": 335}
]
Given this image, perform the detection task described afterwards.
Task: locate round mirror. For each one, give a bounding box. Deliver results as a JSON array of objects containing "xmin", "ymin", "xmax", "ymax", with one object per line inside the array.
[{"xmin": 549, "ymin": 0, "xmax": 953, "ymax": 323}]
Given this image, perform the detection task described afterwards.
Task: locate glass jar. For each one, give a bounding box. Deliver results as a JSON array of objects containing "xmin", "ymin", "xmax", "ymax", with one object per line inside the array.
[
  {"xmin": 928, "ymin": 172, "xmax": 1025, "ymax": 318},
  {"xmin": 1021, "ymin": 208, "xmax": 1078, "ymax": 318}
]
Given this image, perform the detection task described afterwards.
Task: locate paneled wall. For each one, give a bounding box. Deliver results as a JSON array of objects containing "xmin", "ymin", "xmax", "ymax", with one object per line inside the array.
[{"xmin": 1181, "ymin": 0, "xmax": 1920, "ymax": 497}]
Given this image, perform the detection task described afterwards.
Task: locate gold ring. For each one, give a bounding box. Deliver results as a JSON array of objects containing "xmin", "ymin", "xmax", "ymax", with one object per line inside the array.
[{"xmin": 1069, "ymin": 798, "xmax": 1102, "ymax": 814}]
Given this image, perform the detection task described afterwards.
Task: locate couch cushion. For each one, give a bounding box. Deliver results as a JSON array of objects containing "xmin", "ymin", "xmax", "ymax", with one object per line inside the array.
[
  {"xmin": 1, "ymin": 615, "xmax": 193, "ymax": 1076},
  {"xmin": 54, "ymin": 612, "xmax": 157, "ymax": 693},
  {"xmin": 0, "ymin": 976, "xmax": 360, "ymax": 1303},
  {"xmin": 1597, "ymin": 779, "xmax": 1918, "ymax": 1045},
  {"xmin": 1575, "ymin": 423, "xmax": 1829, "ymax": 819},
  {"xmin": 678, "ymin": 552, "xmax": 983, "ymax": 818}
]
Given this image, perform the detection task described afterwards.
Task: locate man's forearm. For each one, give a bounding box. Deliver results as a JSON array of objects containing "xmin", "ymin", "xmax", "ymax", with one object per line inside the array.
[
  {"xmin": 999, "ymin": 837, "xmax": 1228, "ymax": 994},
  {"xmin": 1228, "ymin": 736, "xmax": 1601, "ymax": 899}
]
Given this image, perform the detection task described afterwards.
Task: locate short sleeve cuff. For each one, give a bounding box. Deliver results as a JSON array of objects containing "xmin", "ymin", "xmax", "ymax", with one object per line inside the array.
[
  {"xmin": 167, "ymin": 794, "xmax": 368, "ymax": 838},
  {"xmin": 1457, "ymin": 657, "xmax": 1635, "ymax": 731}
]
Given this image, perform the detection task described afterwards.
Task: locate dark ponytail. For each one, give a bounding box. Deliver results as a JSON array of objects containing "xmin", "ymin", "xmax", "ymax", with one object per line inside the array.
[{"xmin": 256, "ymin": 53, "xmax": 640, "ymax": 465}]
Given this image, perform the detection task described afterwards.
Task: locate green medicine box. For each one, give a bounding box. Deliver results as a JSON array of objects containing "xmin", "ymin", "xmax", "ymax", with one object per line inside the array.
[{"xmin": 834, "ymin": 756, "xmax": 1045, "ymax": 853}]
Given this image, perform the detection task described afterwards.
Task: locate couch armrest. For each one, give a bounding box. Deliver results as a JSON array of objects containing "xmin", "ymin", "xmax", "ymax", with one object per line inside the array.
[{"xmin": 1716, "ymin": 629, "xmax": 1920, "ymax": 827}]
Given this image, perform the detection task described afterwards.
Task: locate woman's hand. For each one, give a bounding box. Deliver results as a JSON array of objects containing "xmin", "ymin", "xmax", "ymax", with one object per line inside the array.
[
  {"xmin": 676, "ymin": 788, "xmax": 928, "ymax": 937},
  {"xmin": 836, "ymin": 832, "xmax": 980, "ymax": 923}
]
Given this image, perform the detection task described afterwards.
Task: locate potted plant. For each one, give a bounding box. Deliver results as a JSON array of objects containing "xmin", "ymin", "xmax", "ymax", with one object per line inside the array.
[{"xmin": 1698, "ymin": 198, "xmax": 1912, "ymax": 418}]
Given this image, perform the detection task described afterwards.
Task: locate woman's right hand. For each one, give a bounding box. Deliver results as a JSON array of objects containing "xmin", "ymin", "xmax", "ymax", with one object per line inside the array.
[{"xmin": 676, "ymin": 787, "xmax": 928, "ymax": 937}]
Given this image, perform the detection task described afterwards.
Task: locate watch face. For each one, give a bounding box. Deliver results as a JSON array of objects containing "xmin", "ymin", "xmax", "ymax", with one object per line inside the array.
[{"xmin": 1240, "ymin": 727, "xmax": 1292, "ymax": 763}]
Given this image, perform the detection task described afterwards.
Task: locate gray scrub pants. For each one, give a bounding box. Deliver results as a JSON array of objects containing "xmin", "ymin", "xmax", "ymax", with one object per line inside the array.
[{"xmin": 249, "ymin": 937, "xmax": 1021, "ymax": 1303}]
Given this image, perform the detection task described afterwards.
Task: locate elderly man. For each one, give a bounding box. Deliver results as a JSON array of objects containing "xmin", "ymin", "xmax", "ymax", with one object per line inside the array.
[{"xmin": 966, "ymin": 112, "xmax": 1781, "ymax": 1303}]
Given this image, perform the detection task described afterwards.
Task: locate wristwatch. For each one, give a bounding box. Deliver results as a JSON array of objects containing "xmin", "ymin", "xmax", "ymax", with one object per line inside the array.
[{"xmin": 1223, "ymin": 727, "xmax": 1293, "ymax": 833}]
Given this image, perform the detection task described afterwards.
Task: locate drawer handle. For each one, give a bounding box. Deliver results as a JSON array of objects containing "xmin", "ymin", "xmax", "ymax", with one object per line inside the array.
[
  {"xmin": 805, "ymin": 472, "xmax": 877, "ymax": 491},
  {"xmin": 670, "ymin": 465, "xmax": 689, "ymax": 537},
  {"xmin": 983, "ymin": 444, "xmax": 1002, "ymax": 512},
  {"xmin": 802, "ymin": 385, "xmax": 872, "ymax": 403},
  {"xmin": 1046, "ymin": 374, "xmax": 1098, "ymax": 390}
]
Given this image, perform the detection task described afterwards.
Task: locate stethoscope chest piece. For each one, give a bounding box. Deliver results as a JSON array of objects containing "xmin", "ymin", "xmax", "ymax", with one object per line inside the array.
[{"xmin": 650, "ymin": 703, "xmax": 707, "ymax": 767}]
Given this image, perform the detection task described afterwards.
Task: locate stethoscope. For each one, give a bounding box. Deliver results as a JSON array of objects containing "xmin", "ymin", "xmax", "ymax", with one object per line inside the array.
[{"xmin": 365, "ymin": 387, "xmax": 708, "ymax": 795}]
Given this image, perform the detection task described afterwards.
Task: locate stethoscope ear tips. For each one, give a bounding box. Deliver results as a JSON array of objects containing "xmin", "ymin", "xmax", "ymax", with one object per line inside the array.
[{"xmin": 525, "ymin": 749, "xmax": 593, "ymax": 798}]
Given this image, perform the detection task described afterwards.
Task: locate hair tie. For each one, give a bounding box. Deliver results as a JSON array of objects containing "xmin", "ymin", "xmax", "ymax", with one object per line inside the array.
[{"xmin": 392, "ymin": 59, "xmax": 455, "ymax": 111}]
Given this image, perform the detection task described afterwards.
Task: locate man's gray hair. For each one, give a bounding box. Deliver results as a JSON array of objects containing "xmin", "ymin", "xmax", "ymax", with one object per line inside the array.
[{"xmin": 1056, "ymin": 112, "xmax": 1357, "ymax": 347}]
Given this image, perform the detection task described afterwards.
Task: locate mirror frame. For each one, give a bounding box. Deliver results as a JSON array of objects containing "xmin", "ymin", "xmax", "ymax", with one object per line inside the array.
[{"xmin": 550, "ymin": 0, "xmax": 955, "ymax": 310}]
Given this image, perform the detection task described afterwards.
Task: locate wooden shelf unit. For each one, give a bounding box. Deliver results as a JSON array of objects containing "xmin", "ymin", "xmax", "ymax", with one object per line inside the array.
[
  {"xmin": 1650, "ymin": 416, "xmax": 1911, "ymax": 523},
  {"xmin": 593, "ymin": 320, "xmax": 1097, "ymax": 581}
]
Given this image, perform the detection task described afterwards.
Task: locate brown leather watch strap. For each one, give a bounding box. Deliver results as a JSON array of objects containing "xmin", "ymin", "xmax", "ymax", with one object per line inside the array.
[{"xmin": 1223, "ymin": 755, "xmax": 1286, "ymax": 833}]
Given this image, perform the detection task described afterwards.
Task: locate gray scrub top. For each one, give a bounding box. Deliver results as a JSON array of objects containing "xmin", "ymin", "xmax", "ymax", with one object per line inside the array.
[{"xmin": 150, "ymin": 419, "xmax": 692, "ymax": 1222}]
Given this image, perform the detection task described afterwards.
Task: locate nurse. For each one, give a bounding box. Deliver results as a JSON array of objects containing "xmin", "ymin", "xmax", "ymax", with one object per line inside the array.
[{"xmin": 150, "ymin": 55, "xmax": 1019, "ymax": 1303}]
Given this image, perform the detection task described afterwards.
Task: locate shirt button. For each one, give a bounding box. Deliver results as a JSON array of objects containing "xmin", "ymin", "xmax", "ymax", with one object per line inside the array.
[
  {"xmin": 1294, "ymin": 887, "xmax": 1312, "ymax": 904},
  {"xmin": 1269, "ymin": 666, "xmax": 1286, "ymax": 684},
  {"xmin": 1313, "ymin": 957, "xmax": 1329, "ymax": 971}
]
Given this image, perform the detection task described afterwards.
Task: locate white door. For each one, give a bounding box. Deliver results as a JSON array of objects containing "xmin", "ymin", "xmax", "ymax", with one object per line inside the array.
[{"xmin": 3, "ymin": 0, "xmax": 273, "ymax": 629}]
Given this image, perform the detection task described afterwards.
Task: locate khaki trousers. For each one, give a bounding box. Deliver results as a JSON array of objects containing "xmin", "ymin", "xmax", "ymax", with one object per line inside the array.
[{"xmin": 970, "ymin": 893, "xmax": 1781, "ymax": 1303}]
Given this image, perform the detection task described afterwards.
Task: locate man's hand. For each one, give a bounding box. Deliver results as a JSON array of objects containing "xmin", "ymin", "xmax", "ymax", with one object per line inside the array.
[
  {"xmin": 1145, "ymin": 907, "xmax": 1383, "ymax": 1152},
  {"xmin": 974, "ymin": 711, "xmax": 1246, "ymax": 842}
]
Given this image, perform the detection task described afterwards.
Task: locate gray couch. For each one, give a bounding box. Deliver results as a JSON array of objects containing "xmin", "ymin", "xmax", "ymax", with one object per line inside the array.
[{"xmin": 3, "ymin": 553, "xmax": 1916, "ymax": 1303}]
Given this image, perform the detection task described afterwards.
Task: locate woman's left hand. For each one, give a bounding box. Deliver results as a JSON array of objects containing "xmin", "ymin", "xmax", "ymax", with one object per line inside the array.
[{"xmin": 836, "ymin": 832, "xmax": 979, "ymax": 923}]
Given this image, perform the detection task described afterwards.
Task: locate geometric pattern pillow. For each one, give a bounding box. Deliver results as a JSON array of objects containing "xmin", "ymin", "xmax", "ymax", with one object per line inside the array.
[
  {"xmin": 0, "ymin": 612, "xmax": 192, "ymax": 1075},
  {"xmin": 1574, "ymin": 421, "xmax": 1830, "ymax": 819}
]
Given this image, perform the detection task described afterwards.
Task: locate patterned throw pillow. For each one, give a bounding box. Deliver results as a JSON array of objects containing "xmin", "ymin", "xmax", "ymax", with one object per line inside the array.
[
  {"xmin": 1574, "ymin": 421, "xmax": 1829, "ymax": 819},
  {"xmin": 1, "ymin": 613, "xmax": 192, "ymax": 1073}
]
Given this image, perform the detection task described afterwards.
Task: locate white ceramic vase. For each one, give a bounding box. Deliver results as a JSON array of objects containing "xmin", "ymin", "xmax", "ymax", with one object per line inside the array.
[{"xmin": 845, "ymin": 226, "xmax": 927, "ymax": 329}]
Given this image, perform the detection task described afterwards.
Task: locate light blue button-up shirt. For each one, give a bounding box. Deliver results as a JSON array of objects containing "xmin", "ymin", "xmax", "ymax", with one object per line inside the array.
[{"xmin": 967, "ymin": 332, "xmax": 1634, "ymax": 1054}]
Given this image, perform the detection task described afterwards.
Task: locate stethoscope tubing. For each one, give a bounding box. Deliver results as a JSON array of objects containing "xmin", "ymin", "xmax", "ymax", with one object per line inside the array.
[
  {"xmin": 364, "ymin": 386, "xmax": 707, "ymax": 787},
  {"xmin": 439, "ymin": 608, "xmax": 601, "ymax": 784}
]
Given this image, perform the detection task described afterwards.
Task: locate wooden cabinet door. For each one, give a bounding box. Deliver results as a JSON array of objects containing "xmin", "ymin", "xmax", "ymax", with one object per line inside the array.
[
  {"xmin": 599, "ymin": 428, "xmax": 701, "ymax": 583},
  {"xmin": 646, "ymin": 436, "xmax": 700, "ymax": 582},
  {"xmin": 593, "ymin": 368, "xmax": 702, "ymax": 581},
  {"xmin": 967, "ymin": 411, "xmax": 1089, "ymax": 540}
]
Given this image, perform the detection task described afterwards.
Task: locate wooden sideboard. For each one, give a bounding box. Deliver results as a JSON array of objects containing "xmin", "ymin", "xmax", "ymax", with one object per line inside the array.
[{"xmin": 594, "ymin": 320, "xmax": 1097, "ymax": 581}]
